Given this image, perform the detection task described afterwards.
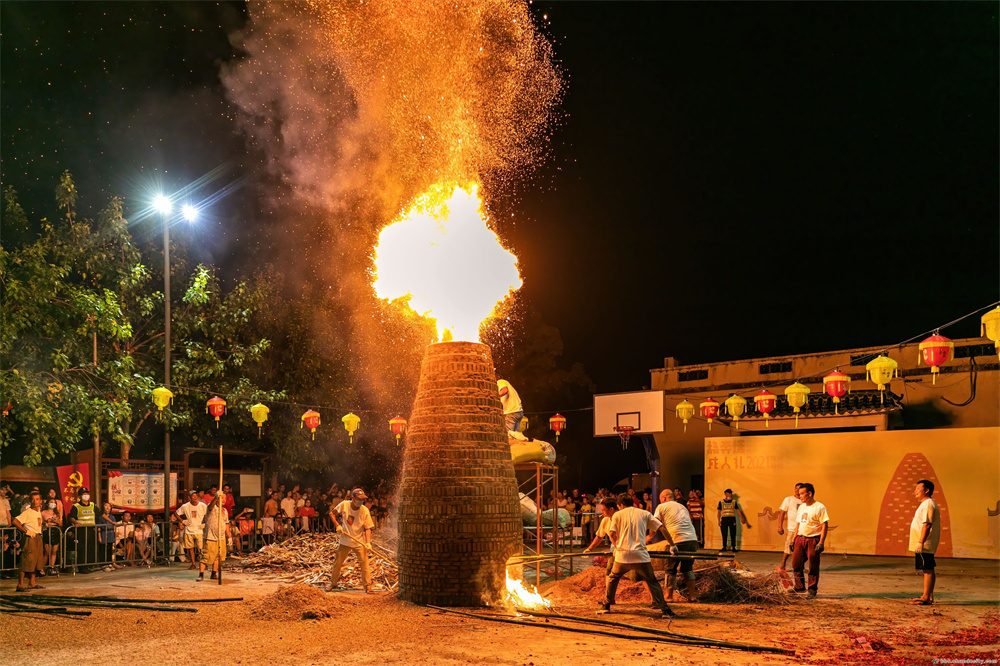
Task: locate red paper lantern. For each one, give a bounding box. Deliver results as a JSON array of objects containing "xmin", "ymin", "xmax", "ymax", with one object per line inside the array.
[
  {"xmin": 206, "ymin": 396, "xmax": 227, "ymax": 428},
  {"xmin": 754, "ymin": 390, "xmax": 776, "ymax": 428},
  {"xmin": 823, "ymin": 370, "xmax": 851, "ymax": 414},
  {"xmin": 918, "ymin": 333, "xmax": 954, "ymax": 385},
  {"xmin": 389, "ymin": 416, "xmax": 407, "ymax": 444},
  {"xmin": 301, "ymin": 410, "xmax": 321, "ymax": 440},
  {"xmin": 549, "ymin": 413, "xmax": 567, "ymax": 442},
  {"xmin": 699, "ymin": 398, "xmax": 719, "ymax": 431}
]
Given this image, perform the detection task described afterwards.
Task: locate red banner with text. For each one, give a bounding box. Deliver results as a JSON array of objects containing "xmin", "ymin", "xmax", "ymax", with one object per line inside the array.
[{"xmin": 56, "ymin": 463, "xmax": 91, "ymax": 508}]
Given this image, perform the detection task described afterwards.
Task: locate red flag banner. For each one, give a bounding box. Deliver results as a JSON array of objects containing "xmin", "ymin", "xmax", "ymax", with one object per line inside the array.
[{"xmin": 56, "ymin": 463, "xmax": 91, "ymax": 508}]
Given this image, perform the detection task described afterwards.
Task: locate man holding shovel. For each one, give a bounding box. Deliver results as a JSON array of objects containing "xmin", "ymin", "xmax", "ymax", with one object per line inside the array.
[{"xmin": 326, "ymin": 488, "xmax": 375, "ymax": 594}]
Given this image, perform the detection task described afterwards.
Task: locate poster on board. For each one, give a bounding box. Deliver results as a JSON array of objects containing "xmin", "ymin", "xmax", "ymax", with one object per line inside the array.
[
  {"xmin": 108, "ymin": 471, "xmax": 178, "ymax": 512},
  {"xmin": 704, "ymin": 427, "xmax": 999, "ymax": 559}
]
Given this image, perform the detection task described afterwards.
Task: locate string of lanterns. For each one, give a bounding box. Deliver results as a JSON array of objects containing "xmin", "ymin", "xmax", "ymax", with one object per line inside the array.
[
  {"xmin": 143, "ymin": 304, "xmax": 999, "ymax": 442},
  {"xmin": 671, "ymin": 309, "xmax": 999, "ymax": 430}
]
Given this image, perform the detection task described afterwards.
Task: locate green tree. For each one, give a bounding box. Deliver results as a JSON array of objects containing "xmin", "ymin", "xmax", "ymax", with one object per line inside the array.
[{"xmin": 1, "ymin": 173, "xmax": 283, "ymax": 465}]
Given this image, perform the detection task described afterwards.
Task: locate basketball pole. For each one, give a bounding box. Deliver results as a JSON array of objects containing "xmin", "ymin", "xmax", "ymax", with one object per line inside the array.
[{"xmin": 639, "ymin": 435, "xmax": 661, "ymax": 512}]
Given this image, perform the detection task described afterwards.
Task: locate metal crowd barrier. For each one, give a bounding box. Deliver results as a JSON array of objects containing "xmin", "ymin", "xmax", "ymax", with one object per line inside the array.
[{"xmin": 1, "ymin": 525, "xmax": 22, "ymax": 573}]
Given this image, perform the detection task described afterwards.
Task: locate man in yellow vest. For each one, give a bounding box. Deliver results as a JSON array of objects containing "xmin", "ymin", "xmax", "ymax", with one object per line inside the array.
[
  {"xmin": 68, "ymin": 487, "xmax": 98, "ymax": 571},
  {"xmin": 716, "ymin": 488, "xmax": 751, "ymax": 552}
]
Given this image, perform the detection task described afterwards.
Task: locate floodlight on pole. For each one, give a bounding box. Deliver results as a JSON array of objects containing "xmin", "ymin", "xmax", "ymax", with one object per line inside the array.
[
  {"xmin": 182, "ymin": 204, "xmax": 199, "ymax": 223},
  {"xmin": 154, "ymin": 195, "xmax": 172, "ymax": 214}
]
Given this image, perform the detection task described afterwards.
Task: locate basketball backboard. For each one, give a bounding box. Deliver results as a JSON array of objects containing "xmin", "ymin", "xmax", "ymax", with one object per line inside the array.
[{"xmin": 593, "ymin": 390, "xmax": 665, "ymax": 437}]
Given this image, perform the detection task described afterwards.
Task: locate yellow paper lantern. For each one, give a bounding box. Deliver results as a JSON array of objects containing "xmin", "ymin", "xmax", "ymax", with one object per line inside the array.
[
  {"xmin": 724, "ymin": 394, "xmax": 748, "ymax": 430},
  {"xmin": 982, "ymin": 306, "xmax": 1000, "ymax": 360},
  {"xmin": 342, "ymin": 412, "xmax": 361, "ymax": 443},
  {"xmin": 865, "ymin": 354, "xmax": 899, "ymax": 404},
  {"xmin": 784, "ymin": 382, "xmax": 811, "ymax": 428},
  {"xmin": 250, "ymin": 403, "xmax": 270, "ymax": 439},
  {"xmin": 675, "ymin": 400, "xmax": 695, "ymax": 433},
  {"xmin": 152, "ymin": 387, "xmax": 174, "ymax": 411}
]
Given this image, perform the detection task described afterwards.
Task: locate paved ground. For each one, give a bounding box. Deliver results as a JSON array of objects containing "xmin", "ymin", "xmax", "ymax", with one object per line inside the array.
[{"xmin": 1, "ymin": 552, "xmax": 997, "ymax": 666}]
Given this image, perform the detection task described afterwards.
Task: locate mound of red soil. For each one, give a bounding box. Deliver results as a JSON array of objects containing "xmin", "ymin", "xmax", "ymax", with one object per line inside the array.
[{"xmin": 248, "ymin": 584, "xmax": 347, "ymax": 621}]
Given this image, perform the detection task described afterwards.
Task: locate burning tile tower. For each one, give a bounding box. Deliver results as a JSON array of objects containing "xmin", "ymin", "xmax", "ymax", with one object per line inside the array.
[{"xmin": 396, "ymin": 341, "xmax": 522, "ymax": 606}]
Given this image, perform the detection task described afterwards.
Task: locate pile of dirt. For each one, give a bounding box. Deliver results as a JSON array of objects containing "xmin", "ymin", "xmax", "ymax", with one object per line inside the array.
[
  {"xmin": 247, "ymin": 584, "xmax": 349, "ymax": 621},
  {"xmin": 542, "ymin": 559, "xmax": 787, "ymax": 606},
  {"xmin": 541, "ymin": 566, "xmax": 652, "ymax": 604}
]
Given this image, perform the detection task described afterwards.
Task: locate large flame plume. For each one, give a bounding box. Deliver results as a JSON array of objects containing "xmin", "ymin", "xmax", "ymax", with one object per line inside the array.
[
  {"xmin": 504, "ymin": 572, "xmax": 551, "ymax": 610},
  {"xmin": 373, "ymin": 183, "xmax": 521, "ymax": 343}
]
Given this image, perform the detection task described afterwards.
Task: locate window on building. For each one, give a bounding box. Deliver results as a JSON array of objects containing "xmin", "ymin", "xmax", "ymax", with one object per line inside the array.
[
  {"xmin": 677, "ymin": 369, "xmax": 708, "ymax": 382},
  {"xmin": 954, "ymin": 343, "xmax": 996, "ymax": 359},
  {"xmin": 758, "ymin": 361, "xmax": 792, "ymax": 375}
]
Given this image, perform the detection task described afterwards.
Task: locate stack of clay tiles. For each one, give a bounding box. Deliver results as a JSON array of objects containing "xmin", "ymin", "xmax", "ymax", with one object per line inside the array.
[{"xmin": 397, "ymin": 341, "xmax": 522, "ymax": 606}]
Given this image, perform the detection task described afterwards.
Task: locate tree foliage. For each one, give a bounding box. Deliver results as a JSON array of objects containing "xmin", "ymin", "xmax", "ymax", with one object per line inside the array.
[{"xmin": 0, "ymin": 173, "xmax": 283, "ymax": 465}]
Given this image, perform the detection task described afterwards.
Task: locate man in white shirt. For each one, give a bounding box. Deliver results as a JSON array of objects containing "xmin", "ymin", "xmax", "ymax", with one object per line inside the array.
[
  {"xmin": 176, "ymin": 491, "xmax": 207, "ymax": 570},
  {"xmin": 13, "ymin": 491, "xmax": 44, "ymax": 591},
  {"xmin": 199, "ymin": 491, "xmax": 229, "ymax": 582},
  {"xmin": 909, "ymin": 479, "xmax": 940, "ymax": 606},
  {"xmin": 601, "ymin": 494, "xmax": 675, "ymax": 618},
  {"xmin": 776, "ymin": 483, "xmax": 803, "ymax": 571},
  {"xmin": 790, "ymin": 483, "xmax": 829, "ymax": 597},
  {"xmin": 650, "ymin": 490, "xmax": 700, "ymax": 603},
  {"xmin": 497, "ymin": 378, "xmax": 524, "ymax": 432},
  {"xmin": 326, "ymin": 488, "xmax": 375, "ymax": 593}
]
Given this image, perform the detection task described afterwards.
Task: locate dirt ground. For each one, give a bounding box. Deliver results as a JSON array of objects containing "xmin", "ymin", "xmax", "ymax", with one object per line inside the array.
[{"xmin": 1, "ymin": 552, "xmax": 997, "ymax": 666}]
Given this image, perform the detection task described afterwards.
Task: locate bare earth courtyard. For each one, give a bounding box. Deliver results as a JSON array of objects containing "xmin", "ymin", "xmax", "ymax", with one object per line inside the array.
[{"xmin": 2, "ymin": 553, "xmax": 997, "ymax": 666}]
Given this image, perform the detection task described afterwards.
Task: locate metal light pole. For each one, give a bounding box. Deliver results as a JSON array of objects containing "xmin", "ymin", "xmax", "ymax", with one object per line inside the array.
[
  {"xmin": 155, "ymin": 195, "xmax": 173, "ymax": 530},
  {"xmin": 155, "ymin": 197, "xmax": 199, "ymax": 535}
]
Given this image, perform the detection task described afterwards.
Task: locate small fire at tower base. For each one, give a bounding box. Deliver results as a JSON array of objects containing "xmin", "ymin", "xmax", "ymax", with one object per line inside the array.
[{"xmin": 396, "ymin": 341, "xmax": 522, "ymax": 606}]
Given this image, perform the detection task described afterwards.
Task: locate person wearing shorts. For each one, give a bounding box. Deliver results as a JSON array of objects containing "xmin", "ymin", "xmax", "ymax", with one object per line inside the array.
[
  {"xmin": 776, "ymin": 483, "xmax": 803, "ymax": 571},
  {"xmin": 198, "ymin": 492, "xmax": 228, "ymax": 581},
  {"xmin": 176, "ymin": 491, "xmax": 206, "ymax": 569},
  {"xmin": 13, "ymin": 492, "xmax": 45, "ymax": 591},
  {"xmin": 909, "ymin": 479, "xmax": 940, "ymax": 605}
]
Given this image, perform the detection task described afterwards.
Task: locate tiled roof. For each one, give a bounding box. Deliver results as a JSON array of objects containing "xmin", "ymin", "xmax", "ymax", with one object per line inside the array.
[{"xmin": 732, "ymin": 390, "xmax": 902, "ymax": 421}]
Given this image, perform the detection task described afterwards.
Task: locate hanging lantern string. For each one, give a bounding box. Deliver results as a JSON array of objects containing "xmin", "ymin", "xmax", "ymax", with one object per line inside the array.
[
  {"xmin": 155, "ymin": 301, "xmax": 999, "ymax": 423},
  {"xmin": 161, "ymin": 382, "xmax": 379, "ymax": 415},
  {"xmin": 651, "ymin": 299, "xmax": 1000, "ymax": 406}
]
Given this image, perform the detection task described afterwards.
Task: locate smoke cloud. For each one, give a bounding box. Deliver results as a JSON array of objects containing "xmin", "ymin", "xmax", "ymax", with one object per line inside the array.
[{"xmin": 220, "ymin": 0, "xmax": 562, "ymax": 468}]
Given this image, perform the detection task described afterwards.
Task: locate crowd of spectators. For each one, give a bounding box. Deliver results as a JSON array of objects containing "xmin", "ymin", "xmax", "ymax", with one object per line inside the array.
[{"xmin": 0, "ymin": 479, "xmax": 398, "ymax": 579}]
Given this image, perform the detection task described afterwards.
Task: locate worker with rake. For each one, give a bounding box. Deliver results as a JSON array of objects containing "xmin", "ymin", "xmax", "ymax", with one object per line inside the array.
[
  {"xmin": 326, "ymin": 488, "xmax": 375, "ymax": 594},
  {"xmin": 600, "ymin": 493, "xmax": 675, "ymax": 618}
]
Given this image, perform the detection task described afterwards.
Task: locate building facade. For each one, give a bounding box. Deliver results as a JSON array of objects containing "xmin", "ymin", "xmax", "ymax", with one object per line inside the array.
[{"xmin": 649, "ymin": 337, "xmax": 998, "ymax": 493}]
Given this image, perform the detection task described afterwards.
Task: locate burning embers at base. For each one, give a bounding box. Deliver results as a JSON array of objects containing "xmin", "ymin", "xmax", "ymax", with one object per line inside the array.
[
  {"xmin": 504, "ymin": 572, "xmax": 551, "ymax": 610},
  {"xmin": 372, "ymin": 182, "xmax": 520, "ymax": 343}
]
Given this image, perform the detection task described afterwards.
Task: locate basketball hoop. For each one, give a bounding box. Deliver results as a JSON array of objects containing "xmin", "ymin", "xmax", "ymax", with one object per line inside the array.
[{"xmin": 613, "ymin": 425, "xmax": 635, "ymax": 450}]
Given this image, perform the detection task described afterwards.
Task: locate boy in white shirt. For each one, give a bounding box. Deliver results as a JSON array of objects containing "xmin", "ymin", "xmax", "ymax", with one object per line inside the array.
[
  {"xmin": 13, "ymin": 491, "xmax": 44, "ymax": 591},
  {"xmin": 909, "ymin": 479, "xmax": 940, "ymax": 605},
  {"xmin": 790, "ymin": 482, "xmax": 828, "ymax": 597},
  {"xmin": 776, "ymin": 483, "xmax": 803, "ymax": 571}
]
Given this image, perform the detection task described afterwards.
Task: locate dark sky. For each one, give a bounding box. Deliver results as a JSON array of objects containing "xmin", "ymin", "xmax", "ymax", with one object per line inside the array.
[{"xmin": 3, "ymin": 1, "xmax": 998, "ymax": 396}]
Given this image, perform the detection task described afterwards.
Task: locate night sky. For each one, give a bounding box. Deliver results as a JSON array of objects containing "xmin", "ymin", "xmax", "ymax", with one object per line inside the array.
[{"xmin": 3, "ymin": 2, "xmax": 998, "ymax": 476}]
